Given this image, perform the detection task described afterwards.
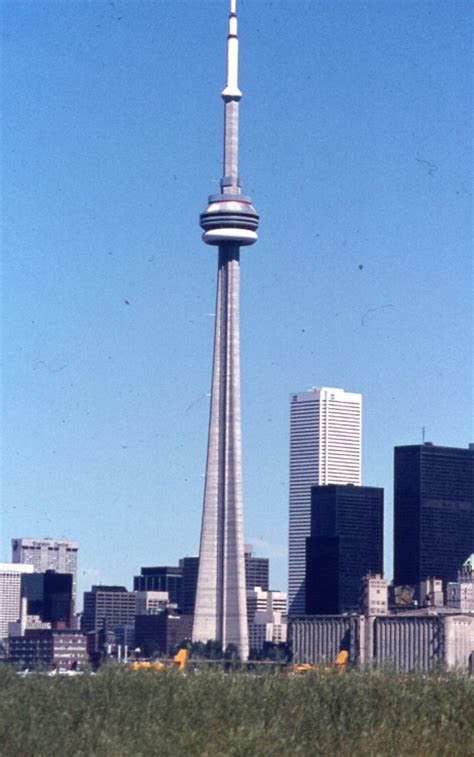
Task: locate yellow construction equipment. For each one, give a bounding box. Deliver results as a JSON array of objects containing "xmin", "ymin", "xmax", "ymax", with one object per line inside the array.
[
  {"xmin": 129, "ymin": 659, "xmax": 166, "ymax": 672},
  {"xmin": 291, "ymin": 649, "xmax": 349, "ymax": 674},
  {"xmin": 334, "ymin": 649, "xmax": 349, "ymax": 667},
  {"xmin": 172, "ymin": 648, "xmax": 188, "ymax": 671},
  {"xmin": 128, "ymin": 648, "xmax": 188, "ymax": 672}
]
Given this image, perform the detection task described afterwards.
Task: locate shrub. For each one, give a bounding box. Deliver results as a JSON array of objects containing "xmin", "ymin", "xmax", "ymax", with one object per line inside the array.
[{"xmin": 0, "ymin": 665, "xmax": 472, "ymax": 756}]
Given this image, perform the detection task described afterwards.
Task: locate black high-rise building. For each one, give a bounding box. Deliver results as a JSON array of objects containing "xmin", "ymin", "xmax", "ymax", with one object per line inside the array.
[
  {"xmin": 135, "ymin": 611, "xmax": 193, "ymax": 657},
  {"xmin": 394, "ymin": 444, "xmax": 474, "ymax": 593},
  {"xmin": 179, "ymin": 557, "xmax": 199, "ymax": 614},
  {"xmin": 244, "ymin": 545, "xmax": 269, "ymax": 591},
  {"xmin": 22, "ymin": 571, "xmax": 73, "ymax": 626},
  {"xmin": 133, "ymin": 566, "xmax": 183, "ymax": 606},
  {"xmin": 306, "ymin": 485, "xmax": 384, "ymax": 614}
]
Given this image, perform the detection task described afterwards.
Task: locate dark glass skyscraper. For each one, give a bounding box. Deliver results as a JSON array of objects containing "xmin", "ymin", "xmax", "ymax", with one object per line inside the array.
[
  {"xmin": 306, "ymin": 485, "xmax": 384, "ymax": 614},
  {"xmin": 22, "ymin": 571, "xmax": 73, "ymax": 626},
  {"xmin": 394, "ymin": 444, "xmax": 474, "ymax": 592},
  {"xmin": 133, "ymin": 566, "xmax": 183, "ymax": 606},
  {"xmin": 244, "ymin": 545, "xmax": 269, "ymax": 592},
  {"xmin": 179, "ymin": 557, "xmax": 199, "ymax": 614}
]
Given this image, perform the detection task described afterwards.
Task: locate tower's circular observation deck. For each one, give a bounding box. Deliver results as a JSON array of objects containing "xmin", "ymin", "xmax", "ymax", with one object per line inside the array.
[{"xmin": 200, "ymin": 193, "xmax": 259, "ymax": 246}]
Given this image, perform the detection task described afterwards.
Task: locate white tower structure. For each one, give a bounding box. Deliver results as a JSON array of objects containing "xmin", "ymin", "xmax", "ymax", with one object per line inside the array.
[
  {"xmin": 288, "ymin": 387, "xmax": 362, "ymax": 615},
  {"xmin": 192, "ymin": 0, "xmax": 258, "ymax": 660}
]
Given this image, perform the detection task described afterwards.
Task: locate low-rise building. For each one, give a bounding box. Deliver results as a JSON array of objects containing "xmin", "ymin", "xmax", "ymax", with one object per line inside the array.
[
  {"xmin": 8, "ymin": 606, "xmax": 52, "ymax": 637},
  {"xmin": 447, "ymin": 555, "xmax": 474, "ymax": 612},
  {"xmin": 247, "ymin": 588, "xmax": 287, "ymax": 652},
  {"xmin": 419, "ymin": 577, "xmax": 444, "ymax": 608},
  {"xmin": 135, "ymin": 611, "xmax": 193, "ymax": 657},
  {"xmin": 113, "ymin": 623, "xmax": 135, "ymax": 652},
  {"xmin": 290, "ymin": 613, "xmax": 474, "ymax": 672},
  {"xmin": 8, "ymin": 629, "xmax": 88, "ymax": 670},
  {"xmin": 361, "ymin": 574, "xmax": 388, "ymax": 615}
]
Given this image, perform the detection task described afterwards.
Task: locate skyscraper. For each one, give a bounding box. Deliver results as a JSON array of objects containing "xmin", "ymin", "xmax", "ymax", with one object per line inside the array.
[
  {"xmin": 192, "ymin": 0, "xmax": 259, "ymax": 660},
  {"xmin": 82, "ymin": 586, "xmax": 136, "ymax": 634},
  {"xmin": 133, "ymin": 565, "xmax": 183, "ymax": 605},
  {"xmin": 12, "ymin": 538, "xmax": 79, "ymax": 608},
  {"xmin": 244, "ymin": 545, "xmax": 269, "ymax": 592},
  {"xmin": 0, "ymin": 563, "xmax": 33, "ymax": 639},
  {"xmin": 306, "ymin": 484, "xmax": 383, "ymax": 614},
  {"xmin": 22, "ymin": 571, "xmax": 73, "ymax": 626},
  {"xmin": 288, "ymin": 387, "xmax": 362, "ymax": 615},
  {"xmin": 394, "ymin": 443, "xmax": 474, "ymax": 594},
  {"xmin": 179, "ymin": 557, "xmax": 199, "ymax": 615}
]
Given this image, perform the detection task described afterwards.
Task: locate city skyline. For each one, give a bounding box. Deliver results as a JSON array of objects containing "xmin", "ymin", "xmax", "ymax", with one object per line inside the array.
[{"xmin": 2, "ymin": 0, "xmax": 472, "ymax": 601}]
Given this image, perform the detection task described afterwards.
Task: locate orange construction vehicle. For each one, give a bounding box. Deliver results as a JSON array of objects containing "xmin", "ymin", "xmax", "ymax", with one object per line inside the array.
[
  {"xmin": 128, "ymin": 648, "xmax": 188, "ymax": 672},
  {"xmin": 291, "ymin": 649, "xmax": 349, "ymax": 674}
]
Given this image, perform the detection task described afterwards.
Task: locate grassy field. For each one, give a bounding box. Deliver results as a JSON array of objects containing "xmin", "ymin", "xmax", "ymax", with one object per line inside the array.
[{"xmin": 0, "ymin": 665, "xmax": 473, "ymax": 756}]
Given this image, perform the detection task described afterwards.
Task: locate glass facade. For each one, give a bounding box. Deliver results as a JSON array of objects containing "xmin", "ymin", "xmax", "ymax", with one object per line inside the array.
[
  {"xmin": 394, "ymin": 444, "xmax": 474, "ymax": 592},
  {"xmin": 306, "ymin": 485, "xmax": 383, "ymax": 614},
  {"xmin": 22, "ymin": 571, "xmax": 73, "ymax": 624}
]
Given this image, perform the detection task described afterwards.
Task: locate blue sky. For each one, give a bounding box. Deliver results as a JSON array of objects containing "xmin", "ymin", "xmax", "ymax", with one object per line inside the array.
[{"xmin": 2, "ymin": 0, "xmax": 472, "ymax": 604}]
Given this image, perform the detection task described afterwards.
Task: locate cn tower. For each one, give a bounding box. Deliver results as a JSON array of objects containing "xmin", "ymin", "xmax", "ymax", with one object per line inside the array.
[{"xmin": 192, "ymin": 0, "xmax": 258, "ymax": 661}]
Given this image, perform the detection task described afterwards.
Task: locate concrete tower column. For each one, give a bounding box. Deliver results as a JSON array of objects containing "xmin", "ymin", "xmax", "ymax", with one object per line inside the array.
[{"xmin": 192, "ymin": 0, "xmax": 258, "ymax": 660}]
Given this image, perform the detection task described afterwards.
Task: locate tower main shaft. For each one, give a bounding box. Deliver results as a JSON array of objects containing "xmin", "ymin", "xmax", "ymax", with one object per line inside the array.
[{"xmin": 192, "ymin": 0, "xmax": 258, "ymax": 660}]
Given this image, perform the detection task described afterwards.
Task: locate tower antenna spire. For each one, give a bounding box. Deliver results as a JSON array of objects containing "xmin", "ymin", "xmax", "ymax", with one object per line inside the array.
[
  {"xmin": 220, "ymin": 0, "xmax": 242, "ymax": 194},
  {"xmin": 222, "ymin": 0, "xmax": 241, "ymax": 101}
]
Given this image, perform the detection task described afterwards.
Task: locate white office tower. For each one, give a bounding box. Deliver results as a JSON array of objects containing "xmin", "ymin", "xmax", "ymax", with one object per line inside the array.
[
  {"xmin": 0, "ymin": 564, "xmax": 33, "ymax": 639},
  {"xmin": 246, "ymin": 587, "xmax": 287, "ymax": 652},
  {"xmin": 288, "ymin": 387, "xmax": 362, "ymax": 615},
  {"xmin": 12, "ymin": 538, "xmax": 79, "ymax": 607}
]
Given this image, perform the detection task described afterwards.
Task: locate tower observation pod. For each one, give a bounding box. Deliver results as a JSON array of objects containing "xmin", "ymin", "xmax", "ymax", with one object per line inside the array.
[
  {"xmin": 200, "ymin": 0, "xmax": 259, "ymax": 246},
  {"xmin": 193, "ymin": 0, "xmax": 258, "ymax": 661},
  {"xmin": 200, "ymin": 194, "xmax": 259, "ymax": 246}
]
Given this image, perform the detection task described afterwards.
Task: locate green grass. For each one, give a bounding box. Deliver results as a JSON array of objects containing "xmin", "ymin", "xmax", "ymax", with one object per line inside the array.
[{"xmin": 0, "ymin": 665, "xmax": 473, "ymax": 756}]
